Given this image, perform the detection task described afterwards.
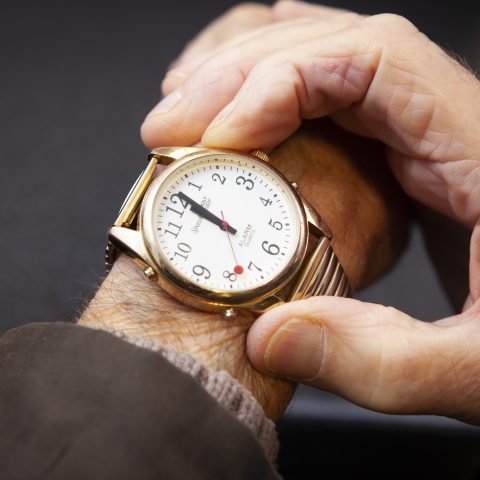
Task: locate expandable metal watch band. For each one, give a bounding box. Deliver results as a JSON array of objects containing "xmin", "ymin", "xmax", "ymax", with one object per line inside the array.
[{"xmin": 287, "ymin": 236, "xmax": 350, "ymax": 299}]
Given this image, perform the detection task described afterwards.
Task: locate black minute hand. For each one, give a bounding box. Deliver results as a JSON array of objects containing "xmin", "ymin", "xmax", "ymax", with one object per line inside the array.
[{"xmin": 178, "ymin": 191, "xmax": 237, "ymax": 235}]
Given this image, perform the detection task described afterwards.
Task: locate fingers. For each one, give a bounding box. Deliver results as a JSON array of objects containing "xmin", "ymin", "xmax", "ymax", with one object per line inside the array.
[
  {"xmin": 196, "ymin": 14, "xmax": 421, "ymax": 152},
  {"xmin": 246, "ymin": 296, "xmax": 480, "ymax": 423},
  {"xmin": 200, "ymin": 35, "xmax": 379, "ymax": 151},
  {"xmin": 163, "ymin": 2, "xmax": 351, "ymax": 96},
  {"xmin": 141, "ymin": 13, "xmax": 361, "ymax": 148}
]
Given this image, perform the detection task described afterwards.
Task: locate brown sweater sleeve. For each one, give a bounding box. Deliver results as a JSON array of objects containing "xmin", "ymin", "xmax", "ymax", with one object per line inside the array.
[
  {"xmin": 103, "ymin": 327, "xmax": 279, "ymax": 461},
  {"xmin": 0, "ymin": 322, "xmax": 281, "ymax": 480}
]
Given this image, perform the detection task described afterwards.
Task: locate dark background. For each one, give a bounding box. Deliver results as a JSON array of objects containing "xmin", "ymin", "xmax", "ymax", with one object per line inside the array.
[{"xmin": 2, "ymin": 0, "xmax": 480, "ymax": 478}]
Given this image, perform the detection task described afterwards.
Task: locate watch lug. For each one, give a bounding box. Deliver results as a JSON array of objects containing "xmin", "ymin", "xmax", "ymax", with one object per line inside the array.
[
  {"xmin": 300, "ymin": 194, "xmax": 333, "ymax": 239},
  {"xmin": 149, "ymin": 147, "xmax": 205, "ymax": 165},
  {"xmin": 108, "ymin": 226, "xmax": 154, "ymax": 268},
  {"xmin": 115, "ymin": 156, "xmax": 158, "ymax": 228}
]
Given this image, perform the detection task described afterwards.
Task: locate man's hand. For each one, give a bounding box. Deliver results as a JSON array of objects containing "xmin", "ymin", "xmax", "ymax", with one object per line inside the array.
[{"xmin": 140, "ymin": 1, "xmax": 480, "ymax": 425}]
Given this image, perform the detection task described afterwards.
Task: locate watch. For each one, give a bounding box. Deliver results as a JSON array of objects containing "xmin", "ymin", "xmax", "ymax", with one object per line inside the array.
[{"xmin": 106, "ymin": 147, "xmax": 350, "ymax": 318}]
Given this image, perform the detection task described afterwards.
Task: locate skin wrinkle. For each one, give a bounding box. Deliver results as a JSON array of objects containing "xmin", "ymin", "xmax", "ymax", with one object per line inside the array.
[
  {"xmin": 389, "ymin": 151, "xmax": 477, "ymax": 227},
  {"xmin": 449, "ymin": 346, "xmax": 463, "ymax": 409},
  {"xmin": 470, "ymin": 224, "xmax": 480, "ymax": 300},
  {"xmin": 457, "ymin": 348, "xmax": 480, "ymax": 422},
  {"xmin": 322, "ymin": 57, "xmax": 363, "ymax": 106},
  {"xmin": 415, "ymin": 328, "xmax": 440, "ymax": 411},
  {"xmin": 462, "ymin": 165, "xmax": 480, "ymax": 223},
  {"xmin": 297, "ymin": 27, "xmax": 382, "ymax": 118},
  {"xmin": 389, "ymin": 325, "xmax": 414, "ymax": 410},
  {"xmin": 331, "ymin": 307, "xmax": 430, "ymax": 413},
  {"xmin": 454, "ymin": 163, "xmax": 480, "ymax": 224},
  {"xmin": 365, "ymin": 333, "xmax": 387, "ymax": 410},
  {"xmin": 292, "ymin": 60, "xmax": 311, "ymax": 120},
  {"xmin": 395, "ymin": 91, "xmax": 441, "ymax": 158},
  {"xmin": 334, "ymin": 328, "xmax": 380, "ymax": 404},
  {"xmin": 433, "ymin": 160, "xmax": 480, "ymax": 228},
  {"xmin": 438, "ymin": 327, "xmax": 479, "ymax": 418},
  {"xmin": 364, "ymin": 308, "xmax": 404, "ymax": 408},
  {"xmin": 376, "ymin": 320, "xmax": 429, "ymax": 413},
  {"xmin": 294, "ymin": 54, "xmax": 375, "ymax": 119}
]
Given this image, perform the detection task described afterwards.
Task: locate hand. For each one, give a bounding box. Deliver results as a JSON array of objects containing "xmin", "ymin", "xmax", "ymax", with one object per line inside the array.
[{"xmin": 141, "ymin": 1, "xmax": 480, "ymax": 424}]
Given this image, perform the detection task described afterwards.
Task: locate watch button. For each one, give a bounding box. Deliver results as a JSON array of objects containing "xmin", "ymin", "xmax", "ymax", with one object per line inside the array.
[
  {"xmin": 143, "ymin": 266, "xmax": 157, "ymax": 281},
  {"xmin": 222, "ymin": 308, "xmax": 238, "ymax": 320},
  {"xmin": 291, "ymin": 181, "xmax": 299, "ymax": 191}
]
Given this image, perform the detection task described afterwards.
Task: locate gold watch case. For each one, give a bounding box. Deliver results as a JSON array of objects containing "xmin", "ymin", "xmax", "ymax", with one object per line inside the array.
[{"xmin": 108, "ymin": 147, "xmax": 336, "ymax": 315}]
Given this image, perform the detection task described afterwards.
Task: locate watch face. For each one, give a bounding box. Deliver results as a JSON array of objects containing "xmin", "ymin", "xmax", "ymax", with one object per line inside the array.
[{"xmin": 143, "ymin": 152, "xmax": 306, "ymax": 299}]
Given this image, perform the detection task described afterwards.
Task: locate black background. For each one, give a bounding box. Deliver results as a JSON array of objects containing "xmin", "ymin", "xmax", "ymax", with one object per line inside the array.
[{"xmin": 2, "ymin": 0, "xmax": 480, "ymax": 478}]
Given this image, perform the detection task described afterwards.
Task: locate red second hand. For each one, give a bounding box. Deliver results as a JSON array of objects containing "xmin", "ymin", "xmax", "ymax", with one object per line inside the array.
[{"xmin": 220, "ymin": 211, "xmax": 244, "ymax": 275}]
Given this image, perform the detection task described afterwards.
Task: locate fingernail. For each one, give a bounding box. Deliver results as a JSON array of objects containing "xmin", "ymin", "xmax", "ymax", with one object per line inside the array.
[
  {"xmin": 208, "ymin": 101, "xmax": 236, "ymax": 129},
  {"xmin": 149, "ymin": 89, "xmax": 182, "ymax": 115},
  {"xmin": 264, "ymin": 319, "xmax": 324, "ymax": 380}
]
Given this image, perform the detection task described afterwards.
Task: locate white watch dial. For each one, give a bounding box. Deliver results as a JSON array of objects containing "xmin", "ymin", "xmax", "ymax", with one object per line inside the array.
[{"xmin": 151, "ymin": 153, "xmax": 302, "ymax": 293}]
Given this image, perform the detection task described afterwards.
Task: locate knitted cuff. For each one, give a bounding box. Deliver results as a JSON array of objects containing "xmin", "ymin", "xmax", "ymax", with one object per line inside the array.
[{"xmin": 103, "ymin": 328, "xmax": 279, "ymax": 462}]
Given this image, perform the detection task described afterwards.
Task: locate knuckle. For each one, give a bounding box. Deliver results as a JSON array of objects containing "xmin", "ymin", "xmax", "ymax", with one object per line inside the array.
[
  {"xmin": 271, "ymin": 0, "xmax": 300, "ymax": 17},
  {"xmin": 371, "ymin": 13, "xmax": 417, "ymax": 31},
  {"xmin": 369, "ymin": 12, "xmax": 418, "ymax": 33},
  {"xmin": 226, "ymin": 2, "xmax": 269, "ymax": 21},
  {"xmin": 161, "ymin": 74, "xmax": 181, "ymax": 97},
  {"xmin": 340, "ymin": 11, "xmax": 364, "ymax": 23}
]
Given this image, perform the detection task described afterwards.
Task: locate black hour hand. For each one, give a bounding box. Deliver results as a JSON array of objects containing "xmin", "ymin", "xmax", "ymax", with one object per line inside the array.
[{"xmin": 178, "ymin": 191, "xmax": 237, "ymax": 235}]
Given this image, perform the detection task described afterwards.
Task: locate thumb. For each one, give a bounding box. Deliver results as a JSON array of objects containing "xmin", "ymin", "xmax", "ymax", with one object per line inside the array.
[{"xmin": 246, "ymin": 296, "xmax": 480, "ymax": 419}]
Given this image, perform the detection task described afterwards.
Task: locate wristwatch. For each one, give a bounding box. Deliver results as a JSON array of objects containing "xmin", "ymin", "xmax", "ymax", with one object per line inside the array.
[{"xmin": 106, "ymin": 147, "xmax": 350, "ymax": 318}]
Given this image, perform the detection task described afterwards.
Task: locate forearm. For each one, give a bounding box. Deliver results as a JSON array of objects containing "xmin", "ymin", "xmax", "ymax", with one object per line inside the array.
[{"xmin": 80, "ymin": 120, "xmax": 408, "ymax": 420}]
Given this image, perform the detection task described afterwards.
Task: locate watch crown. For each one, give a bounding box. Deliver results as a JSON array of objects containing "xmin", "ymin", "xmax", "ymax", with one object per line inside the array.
[
  {"xmin": 291, "ymin": 182, "xmax": 299, "ymax": 191},
  {"xmin": 249, "ymin": 149, "xmax": 270, "ymax": 162}
]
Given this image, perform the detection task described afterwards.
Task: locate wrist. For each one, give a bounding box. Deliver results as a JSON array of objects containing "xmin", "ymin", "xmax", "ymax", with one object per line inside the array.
[{"xmin": 79, "ymin": 254, "xmax": 294, "ymax": 420}]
